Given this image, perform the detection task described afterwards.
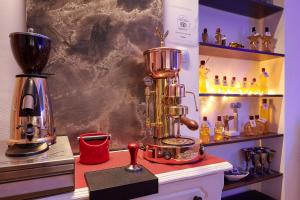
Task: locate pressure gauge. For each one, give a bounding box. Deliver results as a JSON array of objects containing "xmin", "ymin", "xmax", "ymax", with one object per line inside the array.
[{"xmin": 143, "ymin": 76, "xmax": 153, "ymax": 86}]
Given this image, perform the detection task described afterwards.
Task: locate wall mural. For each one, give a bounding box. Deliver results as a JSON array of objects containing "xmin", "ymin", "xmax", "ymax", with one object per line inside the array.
[{"xmin": 26, "ymin": 0, "xmax": 162, "ymax": 153}]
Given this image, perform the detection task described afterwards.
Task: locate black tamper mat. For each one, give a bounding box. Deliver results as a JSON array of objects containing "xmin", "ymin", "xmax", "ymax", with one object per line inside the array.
[{"xmin": 85, "ymin": 166, "xmax": 158, "ymax": 200}]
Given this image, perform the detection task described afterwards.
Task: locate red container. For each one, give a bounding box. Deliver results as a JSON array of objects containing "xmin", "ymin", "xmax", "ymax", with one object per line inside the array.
[{"xmin": 79, "ymin": 133, "xmax": 110, "ymax": 165}]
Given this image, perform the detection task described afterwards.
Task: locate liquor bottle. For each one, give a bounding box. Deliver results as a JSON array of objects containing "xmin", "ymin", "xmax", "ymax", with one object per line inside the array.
[
  {"xmin": 259, "ymin": 99, "xmax": 270, "ymax": 132},
  {"xmin": 254, "ymin": 115, "xmax": 265, "ymax": 135},
  {"xmin": 214, "ymin": 116, "xmax": 224, "ymax": 141},
  {"xmin": 214, "ymin": 75, "xmax": 221, "ymax": 93},
  {"xmin": 222, "ymin": 76, "xmax": 229, "ymax": 93},
  {"xmin": 248, "ymin": 27, "xmax": 260, "ymax": 50},
  {"xmin": 241, "ymin": 77, "xmax": 249, "ymax": 94},
  {"xmin": 244, "ymin": 115, "xmax": 257, "ymax": 136},
  {"xmin": 260, "ymin": 68, "xmax": 269, "ymax": 94},
  {"xmin": 202, "ymin": 28, "xmax": 208, "ymax": 43},
  {"xmin": 200, "ymin": 116, "xmax": 210, "ymax": 144},
  {"xmin": 215, "ymin": 28, "xmax": 222, "ymax": 45},
  {"xmin": 199, "ymin": 60, "xmax": 209, "ymax": 93},
  {"xmin": 250, "ymin": 78, "xmax": 259, "ymax": 94},
  {"xmin": 230, "ymin": 77, "xmax": 237, "ymax": 93},
  {"xmin": 261, "ymin": 27, "xmax": 272, "ymax": 52}
]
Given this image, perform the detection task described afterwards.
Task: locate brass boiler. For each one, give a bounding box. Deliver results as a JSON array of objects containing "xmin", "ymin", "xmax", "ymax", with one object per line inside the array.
[{"xmin": 141, "ymin": 29, "xmax": 204, "ymax": 164}]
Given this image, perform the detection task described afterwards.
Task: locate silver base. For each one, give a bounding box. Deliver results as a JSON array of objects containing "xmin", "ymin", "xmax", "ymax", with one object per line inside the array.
[{"xmin": 125, "ymin": 164, "xmax": 143, "ymax": 172}]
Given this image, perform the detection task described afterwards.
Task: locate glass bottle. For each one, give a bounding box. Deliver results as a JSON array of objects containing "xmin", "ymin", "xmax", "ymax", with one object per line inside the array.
[
  {"xmin": 230, "ymin": 77, "xmax": 237, "ymax": 93},
  {"xmin": 261, "ymin": 27, "xmax": 272, "ymax": 52},
  {"xmin": 199, "ymin": 60, "xmax": 209, "ymax": 93},
  {"xmin": 214, "ymin": 75, "xmax": 221, "ymax": 93},
  {"xmin": 260, "ymin": 68, "xmax": 269, "ymax": 94},
  {"xmin": 215, "ymin": 28, "xmax": 222, "ymax": 45},
  {"xmin": 214, "ymin": 116, "xmax": 224, "ymax": 141},
  {"xmin": 200, "ymin": 116, "xmax": 210, "ymax": 144},
  {"xmin": 248, "ymin": 27, "xmax": 260, "ymax": 50},
  {"xmin": 222, "ymin": 76, "xmax": 228, "ymax": 93},
  {"xmin": 250, "ymin": 78, "xmax": 259, "ymax": 94},
  {"xmin": 202, "ymin": 28, "xmax": 208, "ymax": 43},
  {"xmin": 244, "ymin": 115, "xmax": 257, "ymax": 136},
  {"xmin": 259, "ymin": 99, "xmax": 270, "ymax": 132},
  {"xmin": 254, "ymin": 115, "xmax": 265, "ymax": 135},
  {"xmin": 241, "ymin": 77, "xmax": 249, "ymax": 94}
]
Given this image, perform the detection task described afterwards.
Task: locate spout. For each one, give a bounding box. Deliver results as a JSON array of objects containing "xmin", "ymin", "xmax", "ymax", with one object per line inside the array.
[{"xmin": 180, "ymin": 116, "xmax": 199, "ymax": 130}]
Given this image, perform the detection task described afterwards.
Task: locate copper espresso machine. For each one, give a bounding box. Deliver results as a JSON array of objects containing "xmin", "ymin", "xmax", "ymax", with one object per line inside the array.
[
  {"xmin": 6, "ymin": 29, "xmax": 56, "ymax": 156},
  {"xmin": 141, "ymin": 29, "xmax": 205, "ymax": 164}
]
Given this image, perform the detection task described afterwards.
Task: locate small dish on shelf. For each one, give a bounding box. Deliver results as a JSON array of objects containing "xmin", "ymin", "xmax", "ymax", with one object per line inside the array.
[{"xmin": 225, "ymin": 167, "xmax": 249, "ymax": 182}]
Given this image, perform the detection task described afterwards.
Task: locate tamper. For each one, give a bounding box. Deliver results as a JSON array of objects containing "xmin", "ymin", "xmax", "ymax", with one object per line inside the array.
[{"xmin": 126, "ymin": 143, "xmax": 143, "ymax": 172}]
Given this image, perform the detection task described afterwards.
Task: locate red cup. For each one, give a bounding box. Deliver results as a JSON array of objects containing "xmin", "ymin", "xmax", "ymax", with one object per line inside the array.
[{"xmin": 79, "ymin": 132, "xmax": 110, "ymax": 165}]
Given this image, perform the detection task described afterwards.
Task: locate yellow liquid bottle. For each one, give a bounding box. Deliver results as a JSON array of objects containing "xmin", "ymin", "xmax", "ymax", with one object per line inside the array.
[
  {"xmin": 214, "ymin": 75, "xmax": 221, "ymax": 93},
  {"xmin": 230, "ymin": 77, "xmax": 237, "ymax": 93},
  {"xmin": 241, "ymin": 77, "xmax": 249, "ymax": 94},
  {"xmin": 259, "ymin": 98, "xmax": 269, "ymax": 132},
  {"xmin": 222, "ymin": 76, "xmax": 229, "ymax": 93},
  {"xmin": 199, "ymin": 60, "xmax": 208, "ymax": 93},
  {"xmin": 250, "ymin": 78, "xmax": 259, "ymax": 94},
  {"xmin": 214, "ymin": 116, "xmax": 224, "ymax": 141},
  {"xmin": 260, "ymin": 68, "xmax": 269, "ymax": 94},
  {"xmin": 200, "ymin": 116, "xmax": 210, "ymax": 144}
]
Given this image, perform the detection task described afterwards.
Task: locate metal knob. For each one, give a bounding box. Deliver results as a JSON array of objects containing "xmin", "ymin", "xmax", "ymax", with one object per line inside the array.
[{"xmin": 125, "ymin": 143, "xmax": 143, "ymax": 172}]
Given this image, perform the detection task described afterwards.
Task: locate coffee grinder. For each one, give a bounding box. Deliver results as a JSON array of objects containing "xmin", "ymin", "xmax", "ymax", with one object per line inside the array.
[
  {"xmin": 6, "ymin": 29, "xmax": 56, "ymax": 156},
  {"xmin": 140, "ymin": 28, "xmax": 205, "ymax": 164}
]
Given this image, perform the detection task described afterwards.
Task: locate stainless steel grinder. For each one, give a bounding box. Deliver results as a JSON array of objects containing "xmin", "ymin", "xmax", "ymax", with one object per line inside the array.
[{"xmin": 6, "ymin": 29, "xmax": 56, "ymax": 156}]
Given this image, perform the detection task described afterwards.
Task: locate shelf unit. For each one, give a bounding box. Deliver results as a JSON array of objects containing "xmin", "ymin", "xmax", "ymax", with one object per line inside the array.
[
  {"xmin": 198, "ymin": 0, "xmax": 285, "ymax": 196},
  {"xmin": 199, "ymin": 0, "xmax": 283, "ymax": 19},
  {"xmin": 223, "ymin": 170, "xmax": 283, "ymax": 191},
  {"xmin": 222, "ymin": 190, "xmax": 277, "ymax": 200},
  {"xmin": 204, "ymin": 132, "xmax": 283, "ymax": 147},
  {"xmin": 199, "ymin": 42, "xmax": 285, "ymax": 61},
  {"xmin": 199, "ymin": 93, "xmax": 284, "ymax": 97}
]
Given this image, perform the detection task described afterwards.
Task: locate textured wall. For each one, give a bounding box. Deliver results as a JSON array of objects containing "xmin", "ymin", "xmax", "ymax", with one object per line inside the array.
[{"xmin": 26, "ymin": 0, "xmax": 162, "ymax": 152}]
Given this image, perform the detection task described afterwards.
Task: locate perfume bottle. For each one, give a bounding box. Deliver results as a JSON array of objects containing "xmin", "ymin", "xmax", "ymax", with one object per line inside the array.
[
  {"xmin": 254, "ymin": 115, "xmax": 265, "ymax": 135},
  {"xmin": 199, "ymin": 60, "xmax": 209, "ymax": 93},
  {"xmin": 202, "ymin": 28, "xmax": 208, "ymax": 43},
  {"xmin": 230, "ymin": 77, "xmax": 237, "ymax": 93},
  {"xmin": 214, "ymin": 75, "xmax": 221, "ymax": 93},
  {"xmin": 260, "ymin": 68, "xmax": 269, "ymax": 94},
  {"xmin": 200, "ymin": 116, "xmax": 210, "ymax": 144},
  {"xmin": 259, "ymin": 99, "xmax": 270, "ymax": 132},
  {"xmin": 222, "ymin": 76, "xmax": 229, "ymax": 93},
  {"xmin": 244, "ymin": 115, "xmax": 257, "ymax": 136},
  {"xmin": 248, "ymin": 27, "xmax": 260, "ymax": 50},
  {"xmin": 214, "ymin": 116, "xmax": 224, "ymax": 141},
  {"xmin": 241, "ymin": 77, "xmax": 249, "ymax": 94},
  {"xmin": 215, "ymin": 28, "xmax": 222, "ymax": 45},
  {"xmin": 250, "ymin": 78, "xmax": 259, "ymax": 94},
  {"xmin": 261, "ymin": 27, "xmax": 272, "ymax": 52}
]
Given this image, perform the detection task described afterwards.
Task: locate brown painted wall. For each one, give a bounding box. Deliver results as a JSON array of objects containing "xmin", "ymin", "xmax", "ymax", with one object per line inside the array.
[{"xmin": 26, "ymin": 0, "xmax": 162, "ymax": 153}]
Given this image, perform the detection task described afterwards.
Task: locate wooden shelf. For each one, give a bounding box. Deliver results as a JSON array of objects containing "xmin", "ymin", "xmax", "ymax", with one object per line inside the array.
[
  {"xmin": 199, "ymin": 93, "xmax": 284, "ymax": 97},
  {"xmin": 199, "ymin": 0, "xmax": 283, "ymax": 19},
  {"xmin": 222, "ymin": 190, "xmax": 276, "ymax": 200},
  {"xmin": 204, "ymin": 132, "xmax": 283, "ymax": 147},
  {"xmin": 223, "ymin": 170, "xmax": 283, "ymax": 191},
  {"xmin": 199, "ymin": 42, "xmax": 285, "ymax": 61}
]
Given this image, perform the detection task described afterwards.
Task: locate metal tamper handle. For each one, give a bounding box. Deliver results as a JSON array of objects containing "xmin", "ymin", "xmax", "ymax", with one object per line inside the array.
[{"xmin": 125, "ymin": 143, "xmax": 143, "ymax": 172}]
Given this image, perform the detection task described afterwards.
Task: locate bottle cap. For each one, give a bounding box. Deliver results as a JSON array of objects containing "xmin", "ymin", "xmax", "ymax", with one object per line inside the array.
[
  {"xmin": 253, "ymin": 78, "xmax": 256, "ymax": 82},
  {"xmin": 200, "ymin": 60, "xmax": 206, "ymax": 65},
  {"xmin": 203, "ymin": 28, "xmax": 208, "ymax": 33},
  {"xmin": 216, "ymin": 28, "xmax": 221, "ymax": 33},
  {"xmin": 249, "ymin": 116, "xmax": 254, "ymax": 120},
  {"xmin": 223, "ymin": 76, "xmax": 227, "ymax": 80},
  {"xmin": 252, "ymin": 27, "xmax": 256, "ymax": 32},
  {"xmin": 262, "ymin": 99, "xmax": 267, "ymax": 104},
  {"xmin": 217, "ymin": 116, "xmax": 222, "ymax": 121},
  {"xmin": 255, "ymin": 115, "xmax": 259, "ymax": 119},
  {"xmin": 203, "ymin": 116, "xmax": 207, "ymax": 121},
  {"xmin": 262, "ymin": 68, "xmax": 266, "ymax": 72},
  {"xmin": 265, "ymin": 27, "xmax": 269, "ymax": 32},
  {"xmin": 232, "ymin": 77, "xmax": 236, "ymax": 80},
  {"xmin": 215, "ymin": 75, "xmax": 219, "ymax": 79},
  {"xmin": 243, "ymin": 77, "xmax": 247, "ymax": 81}
]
